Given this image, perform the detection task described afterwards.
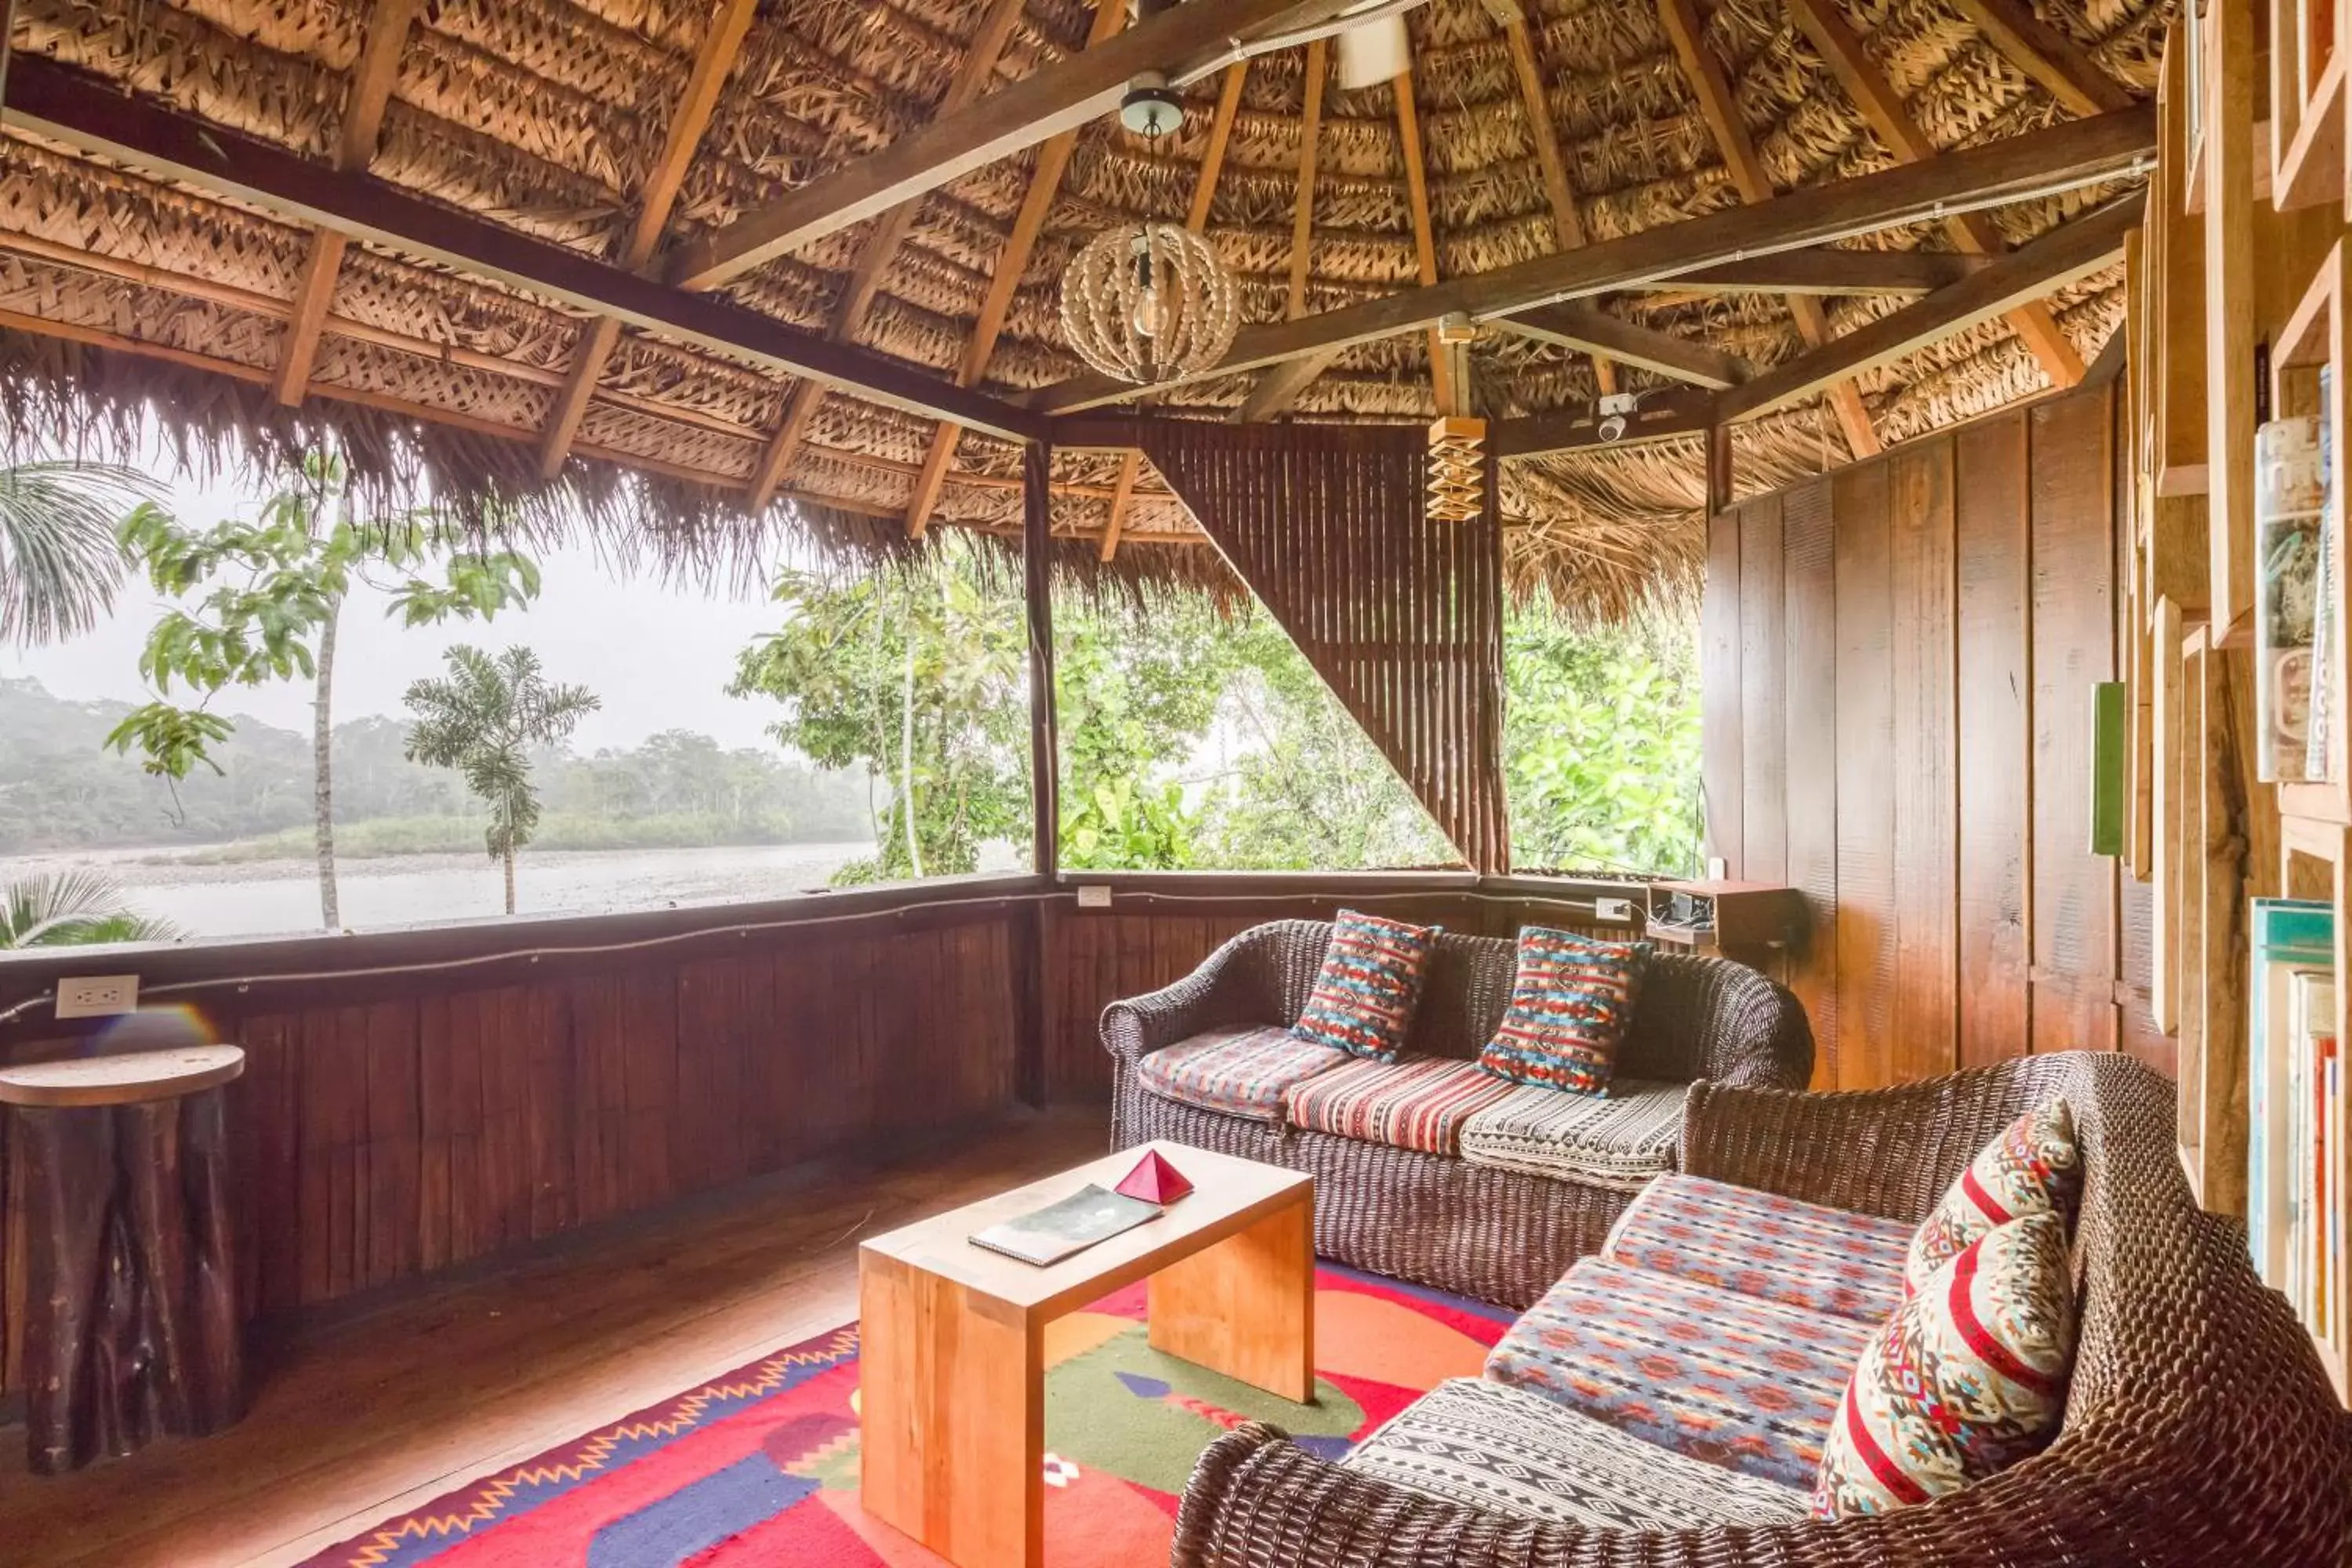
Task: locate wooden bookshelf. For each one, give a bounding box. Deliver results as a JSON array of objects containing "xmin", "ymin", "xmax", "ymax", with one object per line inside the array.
[
  {"xmin": 2279, "ymin": 817, "xmax": 2351, "ymax": 1400},
  {"xmin": 2273, "ymin": 0, "xmax": 2347, "ymax": 213}
]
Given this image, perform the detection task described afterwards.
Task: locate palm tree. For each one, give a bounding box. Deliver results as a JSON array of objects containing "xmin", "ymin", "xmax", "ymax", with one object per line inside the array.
[
  {"xmin": 403, "ymin": 645, "xmax": 599, "ymax": 914},
  {"xmin": 1, "ymin": 871, "xmax": 181, "ymax": 949},
  {"xmin": 0, "ymin": 463, "xmax": 160, "ymax": 645}
]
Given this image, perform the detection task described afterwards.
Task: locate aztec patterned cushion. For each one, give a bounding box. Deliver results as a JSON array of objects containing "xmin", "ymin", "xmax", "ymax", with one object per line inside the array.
[
  {"xmin": 1906, "ymin": 1099, "xmax": 2081, "ymax": 1293},
  {"xmin": 1602, "ymin": 1173, "xmax": 1912, "ymax": 1322},
  {"xmin": 1815, "ymin": 1211, "xmax": 2078, "ymax": 1518},
  {"xmin": 1289, "ymin": 909, "xmax": 1439, "ymax": 1061},
  {"xmin": 1456, "ymin": 1079, "xmax": 1684, "ymax": 1190},
  {"xmin": 1343, "ymin": 1378, "xmax": 1808, "ymax": 1530},
  {"xmin": 1484, "ymin": 1258, "xmax": 1872, "ymax": 1490},
  {"xmin": 1474, "ymin": 926, "xmax": 1651, "ymax": 1095},
  {"xmin": 1283, "ymin": 1055, "xmax": 1519, "ymax": 1156},
  {"xmin": 1134, "ymin": 1024, "xmax": 1349, "ymax": 1123}
]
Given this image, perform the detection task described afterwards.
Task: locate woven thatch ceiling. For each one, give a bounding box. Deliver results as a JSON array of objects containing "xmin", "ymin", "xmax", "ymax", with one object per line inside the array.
[{"xmin": 0, "ymin": 0, "xmax": 2163, "ymax": 619}]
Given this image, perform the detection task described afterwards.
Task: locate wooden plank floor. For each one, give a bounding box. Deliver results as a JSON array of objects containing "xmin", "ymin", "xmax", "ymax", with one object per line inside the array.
[{"xmin": 0, "ymin": 1106, "xmax": 1105, "ymax": 1568}]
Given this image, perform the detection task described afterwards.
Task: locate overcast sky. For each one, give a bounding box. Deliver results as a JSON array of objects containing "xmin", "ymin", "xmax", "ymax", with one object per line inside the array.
[{"xmin": 0, "ymin": 459, "xmax": 797, "ymax": 754}]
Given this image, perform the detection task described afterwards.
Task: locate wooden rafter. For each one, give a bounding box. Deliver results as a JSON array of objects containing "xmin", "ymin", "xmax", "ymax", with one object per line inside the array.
[
  {"xmin": 1025, "ymin": 106, "xmax": 2154, "ymax": 411},
  {"xmin": 1497, "ymin": 303, "xmax": 1751, "ymax": 388},
  {"xmin": 1788, "ymin": 0, "xmax": 2085, "ymax": 389},
  {"xmin": 1234, "ymin": 36, "xmax": 1331, "ymax": 420},
  {"xmin": 539, "ymin": 0, "xmax": 759, "ymax": 477},
  {"xmin": 1629, "ymin": 248, "xmax": 1987, "ymax": 296},
  {"xmin": 1392, "ymin": 69, "xmax": 1456, "ymax": 415},
  {"xmin": 0, "ymin": 55, "xmax": 1045, "ymax": 441},
  {"xmin": 1950, "ymin": 0, "xmax": 2132, "ymax": 118},
  {"xmin": 745, "ymin": 0, "xmax": 1029, "ymax": 510},
  {"xmin": 270, "ymin": 0, "xmax": 421, "ymax": 407},
  {"xmin": 1654, "ymin": 0, "xmax": 1879, "ymax": 456},
  {"xmin": 1483, "ymin": 0, "xmax": 1617, "ymax": 395},
  {"xmin": 1718, "ymin": 192, "xmax": 2140, "ymax": 420},
  {"xmin": 662, "ymin": 0, "xmax": 1360, "ymax": 289},
  {"xmin": 906, "ymin": 0, "xmax": 1129, "ymax": 539}
]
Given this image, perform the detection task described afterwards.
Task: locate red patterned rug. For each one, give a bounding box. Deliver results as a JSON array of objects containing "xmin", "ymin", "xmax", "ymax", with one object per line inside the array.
[{"xmin": 298, "ymin": 1264, "xmax": 1512, "ymax": 1567}]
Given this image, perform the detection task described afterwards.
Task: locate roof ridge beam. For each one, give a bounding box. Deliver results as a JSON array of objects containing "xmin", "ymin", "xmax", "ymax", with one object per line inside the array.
[
  {"xmin": 1716, "ymin": 191, "xmax": 2140, "ymax": 422},
  {"xmin": 1025, "ymin": 103, "xmax": 2154, "ymax": 411},
  {"xmin": 662, "ymin": 0, "xmax": 1367, "ymax": 291}
]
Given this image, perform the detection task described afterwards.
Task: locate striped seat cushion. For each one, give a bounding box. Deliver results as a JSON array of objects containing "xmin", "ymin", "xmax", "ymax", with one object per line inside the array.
[
  {"xmin": 1457, "ymin": 1079, "xmax": 1683, "ymax": 1190},
  {"xmin": 1602, "ymin": 1173, "xmax": 1911, "ymax": 1323},
  {"xmin": 1134, "ymin": 1025, "xmax": 1349, "ymax": 1123},
  {"xmin": 1282, "ymin": 1056, "xmax": 1519, "ymax": 1156},
  {"xmin": 1485, "ymin": 1258, "xmax": 1872, "ymax": 1490},
  {"xmin": 1343, "ymin": 1378, "xmax": 1806, "ymax": 1530}
]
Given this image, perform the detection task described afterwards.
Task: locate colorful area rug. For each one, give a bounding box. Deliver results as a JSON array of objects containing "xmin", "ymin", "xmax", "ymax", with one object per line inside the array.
[{"xmin": 300, "ymin": 1264, "xmax": 1513, "ymax": 1567}]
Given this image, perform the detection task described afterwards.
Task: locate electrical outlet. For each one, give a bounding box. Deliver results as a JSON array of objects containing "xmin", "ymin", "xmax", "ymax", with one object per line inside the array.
[
  {"xmin": 1707, "ymin": 857, "xmax": 1728, "ymax": 880},
  {"xmin": 1075, "ymin": 884, "xmax": 1113, "ymax": 909},
  {"xmin": 1593, "ymin": 897, "xmax": 1634, "ymax": 924},
  {"xmin": 56, "ymin": 975, "xmax": 140, "ymax": 1018}
]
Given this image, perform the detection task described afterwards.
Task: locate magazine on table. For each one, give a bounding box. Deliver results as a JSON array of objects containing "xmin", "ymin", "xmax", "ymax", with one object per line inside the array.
[{"xmin": 970, "ymin": 1183, "xmax": 1163, "ymax": 1266}]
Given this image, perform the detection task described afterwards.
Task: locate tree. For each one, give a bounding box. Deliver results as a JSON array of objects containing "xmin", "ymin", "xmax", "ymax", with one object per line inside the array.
[
  {"xmin": 108, "ymin": 452, "xmax": 541, "ymax": 927},
  {"xmin": 1502, "ymin": 609, "xmax": 1700, "ymax": 876},
  {"xmin": 402, "ymin": 644, "xmax": 601, "ymax": 913},
  {"xmin": 1, "ymin": 870, "xmax": 180, "ymax": 949},
  {"xmin": 0, "ymin": 462, "xmax": 159, "ymax": 646},
  {"xmin": 729, "ymin": 550, "xmax": 1029, "ymax": 884}
]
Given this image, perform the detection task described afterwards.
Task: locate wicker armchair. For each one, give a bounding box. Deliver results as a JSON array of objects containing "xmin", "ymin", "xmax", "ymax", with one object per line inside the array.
[
  {"xmin": 1102, "ymin": 919, "xmax": 1813, "ymax": 1307},
  {"xmin": 1168, "ymin": 1051, "xmax": 2352, "ymax": 1568}
]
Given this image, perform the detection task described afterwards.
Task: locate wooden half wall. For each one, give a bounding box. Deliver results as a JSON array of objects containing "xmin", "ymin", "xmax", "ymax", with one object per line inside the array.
[{"xmin": 1701, "ymin": 381, "xmax": 2168, "ymax": 1091}]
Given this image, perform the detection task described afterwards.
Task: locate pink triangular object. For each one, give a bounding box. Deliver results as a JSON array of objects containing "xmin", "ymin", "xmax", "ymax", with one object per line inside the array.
[{"xmin": 1115, "ymin": 1149, "xmax": 1193, "ymax": 1204}]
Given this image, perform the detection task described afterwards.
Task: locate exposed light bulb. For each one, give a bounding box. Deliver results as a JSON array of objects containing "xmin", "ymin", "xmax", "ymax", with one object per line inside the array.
[{"xmin": 1130, "ymin": 240, "xmax": 1163, "ymax": 339}]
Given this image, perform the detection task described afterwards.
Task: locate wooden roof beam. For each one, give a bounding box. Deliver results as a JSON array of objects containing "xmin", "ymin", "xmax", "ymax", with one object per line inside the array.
[
  {"xmin": 0, "ymin": 54, "xmax": 1047, "ymax": 441},
  {"xmin": 1788, "ymin": 0, "xmax": 2085, "ymax": 388},
  {"xmin": 1497, "ymin": 303, "xmax": 1751, "ymax": 388},
  {"xmin": 749, "ymin": 0, "xmax": 1030, "ymax": 510},
  {"xmin": 1232, "ymin": 37, "xmax": 1330, "ymax": 420},
  {"xmin": 1949, "ymin": 0, "xmax": 2133, "ymax": 118},
  {"xmin": 906, "ymin": 0, "xmax": 1130, "ymax": 539},
  {"xmin": 1483, "ymin": 0, "xmax": 1616, "ymax": 396},
  {"xmin": 662, "ymin": 0, "xmax": 1363, "ymax": 289},
  {"xmin": 1394, "ymin": 68, "xmax": 1457, "ymax": 415},
  {"xmin": 1025, "ymin": 104, "xmax": 2154, "ymax": 410},
  {"xmin": 1627, "ymin": 247, "xmax": 1988, "ymax": 297},
  {"xmin": 1490, "ymin": 387, "xmax": 1715, "ymax": 457},
  {"xmin": 539, "ymin": 0, "xmax": 760, "ymax": 476},
  {"xmin": 1655, "ymin": 0, "xmax": 1878, "ymax": 456},
  {"xmin": 1717, "ymin": 191, "xmax": 2140, "ymax": 421},
  {"xmin": 270, "ymin": 0, "xmax": 421, "ymax": 407}
]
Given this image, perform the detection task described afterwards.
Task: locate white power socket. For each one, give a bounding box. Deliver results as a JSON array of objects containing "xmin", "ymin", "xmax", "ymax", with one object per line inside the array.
[
  {"xmin": 1593, "ymin": 897, "xmax": 1635, "ymax": 924},
  {"xmin": 1075, "ymin": 885, "xmax": 1113, "ymax": 909},
  {"xmin": 56, "ymin": 975, "xmax": 140, "ymax": 1018}
]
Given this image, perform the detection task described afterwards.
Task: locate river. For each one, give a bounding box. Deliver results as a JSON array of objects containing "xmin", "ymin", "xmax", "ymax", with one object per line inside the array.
[{"xmin": 10, "ymin": 842, "xmax": 880, "ymax": 940}]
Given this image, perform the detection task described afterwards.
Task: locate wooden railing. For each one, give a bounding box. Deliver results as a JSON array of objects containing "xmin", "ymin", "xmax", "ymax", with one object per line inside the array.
[{"xmin": 0, "ymin": 869, "xmax": 1646, "ymax": 1402}]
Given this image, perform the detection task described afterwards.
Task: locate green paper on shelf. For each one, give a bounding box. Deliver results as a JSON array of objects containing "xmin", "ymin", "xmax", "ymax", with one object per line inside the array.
[{"xmin": 2089, "ymin": 681, "xmax": 2126, "ymax": 857}]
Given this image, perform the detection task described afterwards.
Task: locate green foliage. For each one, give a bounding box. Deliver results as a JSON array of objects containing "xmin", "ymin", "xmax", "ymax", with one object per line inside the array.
[
  {"xmin": 0, "ymin": 462, "xmax": 158, "ymax": 647},
  {"xmin": 728, "ymin": 549, "xmax": 1028, "ymax": 884},
  {"xmin": 1, "ymin": 870, "xmax": 180, "ymax": 949},
  {"xmin": 402, "ymin": 645, "xmax": 601, "ymax": 877},
  {"xmin": 1502, "ymin": 609, "xmax": 1701, "ymax": 876},
  {"xmin": 108, "ymin": 453, "xmax": 542, "ymax": 782}
]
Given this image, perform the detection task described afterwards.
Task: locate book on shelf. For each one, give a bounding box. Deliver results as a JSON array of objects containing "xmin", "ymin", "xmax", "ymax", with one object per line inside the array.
[
  {"xmin": 2288, "ymin": 971, "xmax": 2339, "ymax": 1337},
  {"xmin": 2310, "ymin": 367, "xmax": 2337, "ymax": 782},
  {"xmin": 2253, "ymin": 898, "xmax": 2336, "ymax": 1290},
  {"xmin": 2256, "ymin": 411, "xmax": 2327, "ymax": 783}
]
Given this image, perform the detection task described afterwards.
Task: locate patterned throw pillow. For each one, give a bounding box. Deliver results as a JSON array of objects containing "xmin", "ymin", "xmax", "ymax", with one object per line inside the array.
[
  {"xmin": 1813, "ymin": 1211, "xmax": 2078, "ymax": 1518},
  {"xmin": 1473, "ymin": 926, "xmax": 1650, "ymax": 1096},
  {"xmin": 1289, "ymin": 909, "xmax": 1439, "ymax": 1061},
  {"xmin": 1904, "ymin": 1099, "xmax": 2080, "ymax": 1294}
]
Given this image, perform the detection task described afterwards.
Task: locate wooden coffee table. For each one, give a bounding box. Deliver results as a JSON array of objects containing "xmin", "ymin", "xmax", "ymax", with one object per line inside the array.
[{"xmin": 858, "ymin": 1139, "xmax": 1314, "ymax": 1568}]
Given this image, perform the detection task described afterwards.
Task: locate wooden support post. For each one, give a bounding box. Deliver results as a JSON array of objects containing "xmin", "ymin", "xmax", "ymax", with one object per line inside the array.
[
  {"xmin": 1706, "ymin": 423, "xmax": 1735, "ymax": 514},
  {"xmin": 1025, "ymin": 441, "xmax": 1059, "ymax": 879}
]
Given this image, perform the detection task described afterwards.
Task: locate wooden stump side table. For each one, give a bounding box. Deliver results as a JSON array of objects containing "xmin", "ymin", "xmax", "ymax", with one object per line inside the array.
[{"xmin": 0, "ymin": 1045, "xmax": 247, "ymax": 1475}]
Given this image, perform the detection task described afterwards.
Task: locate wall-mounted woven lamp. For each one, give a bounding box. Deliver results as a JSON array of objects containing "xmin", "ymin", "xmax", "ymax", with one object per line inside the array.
[{"xmin": 1426, "ymin": 416, "xmax": 1486, "ymax": 522}]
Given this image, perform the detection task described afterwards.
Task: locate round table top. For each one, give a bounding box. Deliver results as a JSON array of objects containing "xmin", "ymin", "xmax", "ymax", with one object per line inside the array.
[{"xmin": 0, "ymin": 1045, "xmax": 245, "ymax": 1109}]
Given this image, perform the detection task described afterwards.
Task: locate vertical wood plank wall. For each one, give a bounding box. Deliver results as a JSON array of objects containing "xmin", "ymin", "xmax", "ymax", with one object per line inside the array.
[{"xmin": 1702, "ymin": 382, "xmax": 2169, "ymax": 1089}]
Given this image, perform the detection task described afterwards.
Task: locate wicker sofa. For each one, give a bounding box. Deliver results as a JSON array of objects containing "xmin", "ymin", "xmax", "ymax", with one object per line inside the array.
[
  {"xmin": 1102, "ymin": 917, "xmax": 1813, "ymax": 1307},
  {"xmin": 1167, "ymin": 1050, "xmax": 2352, "ymax": 1568}
]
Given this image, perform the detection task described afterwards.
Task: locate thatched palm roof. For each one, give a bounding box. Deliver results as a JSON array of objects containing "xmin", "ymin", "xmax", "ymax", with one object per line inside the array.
[{"xmin": 0, "ymin": 0, "xmax": 2160, "ymax": 619}]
